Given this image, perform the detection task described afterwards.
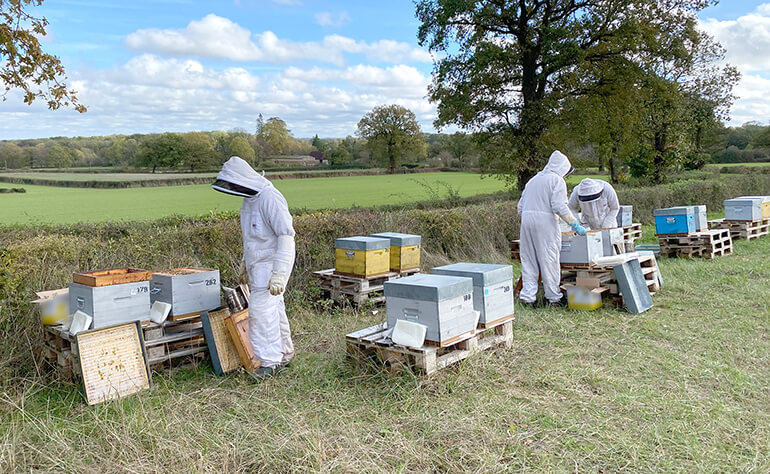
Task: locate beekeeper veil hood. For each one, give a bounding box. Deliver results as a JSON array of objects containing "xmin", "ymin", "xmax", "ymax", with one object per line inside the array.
[
  {"xmin": 212, "ymin": 156, "xmax": 271, "ymax": 197},
  {"xmin": 577, "ymin": 178, "xmax": 603, "ymax": 202},
  {"xmin": 542, "ymin": 150, "xmax": 574, "ymax": 178}
]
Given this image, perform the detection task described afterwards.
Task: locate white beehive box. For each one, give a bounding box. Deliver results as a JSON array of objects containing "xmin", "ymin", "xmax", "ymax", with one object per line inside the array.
[
  {"xmin": 429, "ymin": 263, "xmax": 514, "ymax": 326},
  {"xmin": 600, "ymin": 228, "xmax": 625, "ymax": 256},
  {"xmin": 384, "ymin": 274, "xmax": 476, "ymax": 346},
  {"xmin": 693, "ymin": 205, "xmax": 708, "ymax": 231},
  {"xmin": 69, "ymin": 280, "xmax": 151, "ymax": 329},
  {"xmin": 560, "ymin": 232, "xmax": 604, "ymax": 264},
  {"xmin": 150, "ymin": 268, "xmax": 221, "ymax": 316},
  {"xmin": 616, "ymin": 205, "xmax": 633, "ymax": 227}
]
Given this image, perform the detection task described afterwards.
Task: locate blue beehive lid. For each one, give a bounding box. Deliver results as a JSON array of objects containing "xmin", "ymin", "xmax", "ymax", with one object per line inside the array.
[
  {"xmin": 334, "ymin": 236, "xmax": 390, "ymax": 251},
  {"xmin": 384, "ymin": 274, "xmax": 472, "ymax": 302},
  {"xmin": 429, "ymin": 263, "xmax": 512, "ymax": 287},
  {"xmin": 654, "ymin": 206, "xmax": 695, "ymax": 216},
  {"xmin": 369, "ymin": 232, "xmax": 422, "ymax": 247}
]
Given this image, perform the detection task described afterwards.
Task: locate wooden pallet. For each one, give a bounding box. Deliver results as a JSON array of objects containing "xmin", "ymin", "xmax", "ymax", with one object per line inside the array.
[
  {"xmin": 312, "ymin": 268, "xmax": 420, "ymax": 305},
  {"xmin": 622, "ymin": 223, "xmax": 643, "ymax": 252},
  {"xmin": 346, "ymin": 319, "xmax": 513, "ymax": 376},
  {"xmin": 657, "ymin": 229, "xmax": 733, "ymax": 259},
  {"xmin": 708, "ymin": 218, "xmax": 770, "ymax": 241},
  {"xmin": 561, "ymin": 254, "xmax": 660, "ymax": 297},
  {"xmin": 43, "ymin": 316, "xmax": 207, "ymax": 378}
]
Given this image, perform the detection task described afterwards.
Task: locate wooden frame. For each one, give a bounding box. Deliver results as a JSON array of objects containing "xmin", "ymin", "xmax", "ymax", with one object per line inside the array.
[
  {"xmin": 201, "ymin": 308, "xmax": 243, "ymax": 375},
  {"xmin": 73, "ymin": 268, "xmax": 153, "ymax": 287},
  {"xmin": 225, "ymin": 309, "xmax": 260, "ymax": 371}
]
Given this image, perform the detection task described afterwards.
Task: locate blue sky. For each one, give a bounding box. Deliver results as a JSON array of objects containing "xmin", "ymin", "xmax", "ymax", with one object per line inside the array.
[{"xmin": 2, "ymin": 0, "xmax": 769, "ymax": 139}]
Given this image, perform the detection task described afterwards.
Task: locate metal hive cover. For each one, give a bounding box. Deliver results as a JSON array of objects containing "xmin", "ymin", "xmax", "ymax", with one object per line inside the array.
[
  {"xmin": 653, "ymin": 206, "xmax": 695, "ymax": 216},
  {"xmin": 429, "ymin": 263, "xmax": 513, "ymax": 286},
  {"xmin": 369, "ymin": 232, "xmax": 422, "ymax": 247},
  {"xmin": 384, "ymin": 273, "xmax": 473, "ymax": 301},
  {"xmin": 334, "ymin": 236, "xmax": 391, "ymax": 251}
]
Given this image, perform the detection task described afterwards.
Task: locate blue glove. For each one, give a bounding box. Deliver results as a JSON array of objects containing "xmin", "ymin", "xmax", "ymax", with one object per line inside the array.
[{"xmin": 571, "ymin": 221, "xmax": 587, "ymax": 236}]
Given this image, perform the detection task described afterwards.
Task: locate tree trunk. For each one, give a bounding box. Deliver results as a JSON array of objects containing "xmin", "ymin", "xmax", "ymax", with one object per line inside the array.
[
  {"xmin": 609, "ymin": 145, "xmax": 617, "ymax": 184},
  {"xmin": 152, "ymin": 164, "xmax": 157, "ymax": 173},
  {"xmin": 652, "ymin": 128, "xmax": 667, "ymax": 184}
]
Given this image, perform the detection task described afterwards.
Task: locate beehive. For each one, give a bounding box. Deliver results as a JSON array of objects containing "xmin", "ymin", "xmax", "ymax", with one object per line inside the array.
[
  {"xmin": 693, "ymin": 205, "xmax": 708, "ymax": 231},
  {"xmin": 69, "ymin": 280, "xmax": 151, "ymax": 329},
  {"xmin": 654, "ymin": 206, "xmax": 696, "ymax": 235},
  {"xmin": 600, "ymin": 228, "xmax": 625, "ymax": 256},
  {"xmin": 429, "ymin": 263, "xmax": 513, "ymax": 326},
  {"xmin": 370, "ymin": 232, "xmax": 422, "ymax": 272},
  {"xmin": 150, "ymin": 268, "xmax": 221, "ymax": 316},
  {"xmin": 735, "ymin": 196, "xmax": 770, "ymax": 219},
  {"xmin": 384, "ymin": 274, "xmax": 476, "ymax": 346},
  {"xmin": 334, "ymin": 236, "xmax": 390, "ymax": 278},
  {"xmin": 724, "ymin": 198, "xmax": 763, "ymax": 221},
  {"xmin": 560, "ymin": 232, "xmax": 604, "ymax": 264}
]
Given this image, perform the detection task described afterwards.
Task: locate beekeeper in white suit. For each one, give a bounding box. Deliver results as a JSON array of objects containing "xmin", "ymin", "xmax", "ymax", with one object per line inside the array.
[
  {"xmin": 517, "ymin": 151, "xmax": 586, "ymax": 308},
  {"xmin": 212, "ymin": 156, "xmax": 295, "ymax": 378},
  {"xmin": 568, "ymin": 178, "xmax": 620, "ymax": 229}
]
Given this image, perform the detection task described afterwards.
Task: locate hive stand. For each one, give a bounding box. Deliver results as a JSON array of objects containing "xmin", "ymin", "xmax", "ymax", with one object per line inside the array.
[
  {"xmin": 312, "ymin": 268, "xmax": 420, "ymax": 306},
  {"xmin": 708, "ymin": 218, "xmax": 770, "ymax": 241},
  {"xmin": 560, "ymin": 254, "xmax": 660, "ymax": 299},
  {"xmin": 657, "ymin": 228, "xmax": 733, "ymax": 259},
  {"xmin": 43, "ymin": 314, "xmax": 207, "ymax": 379},
  {"xmin": 346, "ymin": 317, "xmax": 513, "ymax": 376}
]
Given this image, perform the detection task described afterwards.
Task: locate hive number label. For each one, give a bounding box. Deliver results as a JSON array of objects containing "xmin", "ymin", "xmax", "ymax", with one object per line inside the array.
[
  {"xmin": 132, "ymin": 286, "xmax": 149, "ymax": 295},
  {"xmin": 205, "ymin": 278, "xmax": 218, "ymax": 286}
]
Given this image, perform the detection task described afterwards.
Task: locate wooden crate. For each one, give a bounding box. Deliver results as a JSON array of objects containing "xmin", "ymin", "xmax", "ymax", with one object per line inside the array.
[
  {"xmin": 708, "ymin": 218, "xmax": 770, "ymax": 241},
  {"xmin": 657, "ymin": 229, "xmax": 733, "ymax": 259},
  {"xmin": 346, "ymin": 319, "xmax": 513, "ymax": 376},
  {"xmin": 312, "ymin": 268, "xmax": 419, "ymax": 306},
  {"xmin": 561, "ymin": 254, "xmax": 660, "ymax": 298},
  {"xmin": 43, "ymin": 315, "xmax": 207, "ymax": 378},
  {"xmin": 72, "ymin": 268, "xmax": 153, "ymax": 287}
]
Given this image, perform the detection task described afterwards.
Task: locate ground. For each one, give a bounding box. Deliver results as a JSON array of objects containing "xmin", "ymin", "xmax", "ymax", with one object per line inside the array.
[{"xmin": 2, "ymin": 225, "xmax": 768, "ymax": 472}]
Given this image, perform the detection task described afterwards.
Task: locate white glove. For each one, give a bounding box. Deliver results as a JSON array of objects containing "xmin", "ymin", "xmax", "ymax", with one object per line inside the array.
[{"xmin": 269, "ymin": 272, "xmax": 287, "ymax": 296}]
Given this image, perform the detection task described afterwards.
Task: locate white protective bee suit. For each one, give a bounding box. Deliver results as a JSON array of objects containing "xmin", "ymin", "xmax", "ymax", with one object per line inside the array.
[
  {"xmin": 516, "ymin": 151, "xmax": 581, "ymax": 304},
  {"xmin": 568, "ymin": 178, "xmax": 620, "ymax": 230},
  {"xmin": 213, "ymin": 157, "xmax": 295, "ymax": 368}
]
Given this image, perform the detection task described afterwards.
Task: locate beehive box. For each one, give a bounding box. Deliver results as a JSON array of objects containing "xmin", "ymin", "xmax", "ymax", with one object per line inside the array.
[
  {"xmin": 600, "ymin": 228, "xmax": 625, "ymax": 256},
  {"xmin": 616, "ymin": 205, "xmax": 633, "ymax": 227},
  {"xmin": 370, "ymin": 232, "xmax": 422, "ymax": 272},
  {"xmin": 724, "ymin": 198, "xmax": 763, "ymax": 221},
  {"xmin": 151, "ymin": 268, "xmax": 221, "ymax": 316},
  {"xmin": 429, "ymin": 263, "xmax": 513, "ymax": 326},
  {"xmin": 335, "ymin": 236, "xmax": 390, "ymax": 278},
  {"xmin": 693, "ymin": 205, "xmax": 708, "ymax": 231},
  {"xmin": 384, "ymin": 274, "xmax": 476, "ymax": 346},
  {"xmin": 735, "ymin": 196, "xmax": 770, "ymax": 219},
  {"xmin": 69, "ymin": 280, "xmax": 151, "ymax": 329},
  {"xmin": 654, "ymin": 206, "xmax": 696, "ymax": 235},
  {"xmin": 560, "ymin": 232, "xmax": 604, "ymax": 264}
]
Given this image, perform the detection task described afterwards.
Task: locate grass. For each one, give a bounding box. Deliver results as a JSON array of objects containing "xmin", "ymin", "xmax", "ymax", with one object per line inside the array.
[
  {"xmin": 1, "ymin": 226, "xmax": 769, "ymax": 471},
  {"xmin": 0, "ymin": 171, "xmax": 218, "ymax": 181},
  {"xmin": 707, "ymin": 162, "xmax": 770, "ymax": 169}
]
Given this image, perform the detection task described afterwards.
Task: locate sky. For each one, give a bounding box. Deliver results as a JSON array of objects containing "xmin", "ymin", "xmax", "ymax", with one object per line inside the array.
[{"xmin": 1, "ymin": 0, "xmax": 769, "ymax": 140}]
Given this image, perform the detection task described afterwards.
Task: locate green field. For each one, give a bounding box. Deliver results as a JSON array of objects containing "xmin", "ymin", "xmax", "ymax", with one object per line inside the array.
[
  {"xmin": 0, "ymin": 172, "xmax": 600, "ymax": 225},
  {"xmin": 0, "ymin": 171, "xmax": 217, "ymax": 181},
  {"xmin": 706, "ymin": 162, "xmax": 770, "ymax": 168}
]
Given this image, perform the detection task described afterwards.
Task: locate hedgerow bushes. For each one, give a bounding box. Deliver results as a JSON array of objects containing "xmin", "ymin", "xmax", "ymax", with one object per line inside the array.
[{"xmin": 2, "ymin": 173, "xmax": 770, "ymax": 379}]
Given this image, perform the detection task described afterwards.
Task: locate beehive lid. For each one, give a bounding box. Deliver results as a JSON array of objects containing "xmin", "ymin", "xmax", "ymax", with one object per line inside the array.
[
  {"xmin": 334, "ymin": 236, "xmax": 390, "ymax": 251},
  {"xmin": 619, "ymin": 205, "xmax": 633, "ymax": 212},
  {"xmin": 725, "ymin": 198, "xmax": 761, "ymax": 207},
  {"xmin": 153, "ymin": 267, "xmax": 214, "ymax": 277},
  {"xmin": 653, "ymin": 206, "xmax": 695, "ymax": 216},
  {"xmin": 384, "ymin": 274, "xmax": 472, "ymax": 302},
  {"xmin": 369, "ymin": 232, "xmax": 422, "ymax": 246},
  {"xmin": 429, "ymin": 263, "xmax": 512, "ymax": 287},
  {"xmin": 735, "ymin": 196, "xmax": 770, "ymax": 202}
]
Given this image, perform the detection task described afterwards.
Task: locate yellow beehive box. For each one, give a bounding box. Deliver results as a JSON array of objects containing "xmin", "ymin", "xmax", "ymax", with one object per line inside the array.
[
  {"xmin": 334, "ymin": 237, "xmax": 391, "ymax": 278},
  {"xmin": 370, "ymin": 232, "xmax": 422, "ymax": 272}
]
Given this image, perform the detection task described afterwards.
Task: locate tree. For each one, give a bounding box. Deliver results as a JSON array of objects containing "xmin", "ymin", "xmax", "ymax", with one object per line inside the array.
[
  {"xmin": 1, "ymin": 0, "xmax": 85, "ymax": 111},
  {"xmin": 356, "ymin": 104, "xmax": 425, "ymax": 173},
  {"xmin": 47, "ymin": 143, "xmax": 75, "ymax": 168},
  {"xmin": 256, "ymin": 117, "xmax": 292, "ymax": 155},
  {"xmin": 229, "ymin": 135, "xmax": 256, "ymax": 164},
  {"xmin": 135, "ymin": 133, "xmax": 184, "ymax": 173},
  {"xmin": 0, "ymin": 142, "xmax": 24, "ymax": 168},
  {"xmin": 415, "ymin": 0, "xmax": 732, "ymax": 190},
  {"xmin": 447, "ymin": 132, "xmax": 477, "ymax": 169},
  {"xmin": 180, "ymin": 132, "xmax": 217, "ymax": 172}
]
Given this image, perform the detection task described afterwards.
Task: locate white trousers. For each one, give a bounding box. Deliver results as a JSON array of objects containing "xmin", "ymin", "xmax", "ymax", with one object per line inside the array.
[
  {"xmin": 519, "ymin": 212, "xmax": 563, "ymax": 304},
  {"xmin": 247, "ymin": 261, "xmax": 294, "ymax": 368}
]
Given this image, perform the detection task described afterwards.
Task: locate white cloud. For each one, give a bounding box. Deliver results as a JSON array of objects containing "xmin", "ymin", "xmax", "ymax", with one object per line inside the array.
[
  {"xmin": 124, "ymin": 14, "xmax": 431, "ymax": 65},
  {"xmin": 315, "ymin": 11, "xmax": 351, "ymax": 28}
]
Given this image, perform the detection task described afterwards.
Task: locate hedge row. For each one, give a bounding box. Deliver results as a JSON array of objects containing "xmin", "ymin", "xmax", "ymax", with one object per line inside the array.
[{"xmin": 2, "ymin": 173, "xmax": 770, "ymax": 379}]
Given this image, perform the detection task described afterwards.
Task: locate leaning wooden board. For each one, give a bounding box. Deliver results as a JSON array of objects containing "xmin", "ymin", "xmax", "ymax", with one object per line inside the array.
[
  {"xmin": 201, "ymin": 308, "xmax": 243, "ymax": 375},
  {"xmin": 75, "ymin": 321, "xmax": 151, "ymax": 405},
  {"xmin": 225, "ymin": 309, "xmax": 260, "ymax": 371},
  {"xmin": 73, "ymin": 268, "xmax": 153, "ymax": 287}
]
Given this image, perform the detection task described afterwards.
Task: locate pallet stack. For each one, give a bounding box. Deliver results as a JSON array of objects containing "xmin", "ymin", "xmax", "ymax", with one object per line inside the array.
[
  {"xmin": 654, "ymin": 206, "xmax": 733, "ymax": 259},
  {"xmin": 621, "ymin": 223, "xmax": 643, "ymax": 252},
  {"xmin": 560, "ymin": 253, "xmax": 661, "ymax": 299},
  {"xmin": 708, "ymin": 218, "xmax": 770, "ymax": 240},
  {"xmin": 708, "ymin": 196, "xmax": 770, "ymax": 241},
  {"xmin": 312, "ymin": 268, "xmax": 418, "ymax": 305}
]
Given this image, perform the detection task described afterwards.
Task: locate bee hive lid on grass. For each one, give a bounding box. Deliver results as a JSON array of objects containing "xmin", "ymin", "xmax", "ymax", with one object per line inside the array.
[
  {"xmin": 430, "ymin": 263, "xmax": 512, "ymax": 287},
  {"xmin": 384, "ymin": 274, "xmax": 472, "ymax": 302},
  {"xmin": 334, "ymin": 236, "xmax": 390, "ymax": 251},
  {"xmin": 369, "ymin": 232, "xmax": 422, "ymax": 246}
]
